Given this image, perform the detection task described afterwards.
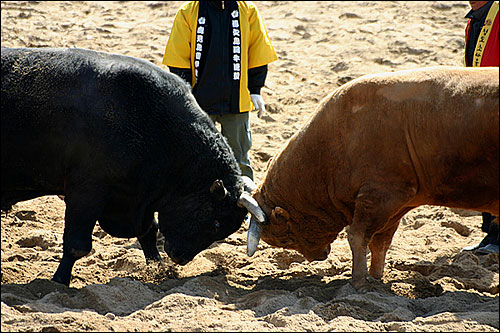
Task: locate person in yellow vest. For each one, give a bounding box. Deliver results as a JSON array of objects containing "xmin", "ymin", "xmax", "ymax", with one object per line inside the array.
[
  {"xmin": 462, "ymin": 1, "xmax": 499, "ymax": 255},
  {"xmin": 163, "ymin": 1, "xmax": 278, "ymax": 180}
]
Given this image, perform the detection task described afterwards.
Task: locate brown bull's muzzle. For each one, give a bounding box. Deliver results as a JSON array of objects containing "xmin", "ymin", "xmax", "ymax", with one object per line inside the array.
[{"xmin": 302, "ymin": 244, "xmax": 331, "ymax": 262}]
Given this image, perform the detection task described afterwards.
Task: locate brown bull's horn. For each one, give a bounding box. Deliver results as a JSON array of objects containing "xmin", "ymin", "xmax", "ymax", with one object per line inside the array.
[
  {"xmin": 237, "ymin": 192, "xmax": 266, "ymax": 224},
  {"xmin": 247, "ymin": 216, "xmax": 263, "ymax": 257},
  {"xmin": 237, "ymin": 176, "xmax": 266, "ymax": 256},
  {"xmin": 240, "ymin": 175, "xmax": 257, "ymax": 193}
]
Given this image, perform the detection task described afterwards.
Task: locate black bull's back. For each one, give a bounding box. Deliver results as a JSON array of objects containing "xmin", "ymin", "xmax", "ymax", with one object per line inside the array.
[
  {"xmin": 1, "ymin": 47, "xmax": 248, "ymax": 285},
  {"xmin": 1, "ymin": 47, "xmax": 176, "ymax": 205}
]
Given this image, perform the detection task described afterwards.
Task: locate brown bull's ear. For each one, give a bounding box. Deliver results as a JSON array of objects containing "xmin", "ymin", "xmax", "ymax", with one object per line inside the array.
[
  {"xmin": 272, "ymin": 206, "xmax": 290, "ymax": 223},
  {"xmin": 210, "ymin": 179, "xmax": 228, "ymax": 200}
]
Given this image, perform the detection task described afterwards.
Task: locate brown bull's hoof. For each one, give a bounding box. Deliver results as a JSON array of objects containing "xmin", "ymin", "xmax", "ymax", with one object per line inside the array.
[{"xmin": 350, "ymin": 275, "xmax": 376, "ymax": 293}]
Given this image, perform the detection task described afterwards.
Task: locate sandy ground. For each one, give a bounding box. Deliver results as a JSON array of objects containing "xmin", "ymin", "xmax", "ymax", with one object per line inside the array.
[{"xmin": 1, "ymin": 1, "xmax": 498, "ymax": 332}]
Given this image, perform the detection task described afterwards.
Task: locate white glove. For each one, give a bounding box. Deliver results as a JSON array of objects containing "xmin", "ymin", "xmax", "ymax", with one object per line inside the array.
[{"xmin": 250, "ymin": 94, "xmax": 266, "ymax": 118}]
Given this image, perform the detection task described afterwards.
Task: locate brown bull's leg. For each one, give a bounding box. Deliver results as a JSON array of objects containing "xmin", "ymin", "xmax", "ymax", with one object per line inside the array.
[
  {"xmin": 347, "ymin": 223, "xmax": 370, "ymax": 291},
  {"xmin": 368, "ymin": 218, "xmax": 402, "ymax": 279},
  {"xmin": 348, "ymin": 184, "xmax": 416, "ymax": 291}
]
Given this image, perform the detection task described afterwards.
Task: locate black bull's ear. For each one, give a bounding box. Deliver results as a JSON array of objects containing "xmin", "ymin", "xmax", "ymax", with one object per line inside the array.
[{"xmin": 210, "ymin": 179, "xmax": 228, "ymax": 200}]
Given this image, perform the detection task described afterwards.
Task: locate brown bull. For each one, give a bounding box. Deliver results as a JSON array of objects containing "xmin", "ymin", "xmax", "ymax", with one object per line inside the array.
[{"xmin": 247, "ymin": 66, "xmax": 499, "ymax": 291}]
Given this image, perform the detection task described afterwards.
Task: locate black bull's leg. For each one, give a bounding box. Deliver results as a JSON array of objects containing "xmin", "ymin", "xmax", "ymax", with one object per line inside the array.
[
  {"xmin": 138, "ymin": 216, "xmax": 162, "ymax": 263},
  {"xmin": 51, "ymin": 186, "xmax": 105, "ymax": 285}
]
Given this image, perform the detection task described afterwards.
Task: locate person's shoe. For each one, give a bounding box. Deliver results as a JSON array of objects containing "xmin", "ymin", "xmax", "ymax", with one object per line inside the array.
[{"xmin": 476, "ymin": 244, "xmax": 499, "ymax": 255}]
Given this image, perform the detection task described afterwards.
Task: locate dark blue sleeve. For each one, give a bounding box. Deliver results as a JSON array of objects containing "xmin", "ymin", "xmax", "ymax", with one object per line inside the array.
[
  {"xmin": 248, "ymin": 65, "xmax": 268, "ymax": 95},
  {"xmin": 169, "ymin": 67, "xmax": 192, "ymax": 86}
]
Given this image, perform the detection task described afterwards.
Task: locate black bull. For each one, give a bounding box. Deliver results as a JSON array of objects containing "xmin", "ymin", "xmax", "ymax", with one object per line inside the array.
[{"xmin": 1, "ymin": 47, "xmax": 263, "ymax": 286}]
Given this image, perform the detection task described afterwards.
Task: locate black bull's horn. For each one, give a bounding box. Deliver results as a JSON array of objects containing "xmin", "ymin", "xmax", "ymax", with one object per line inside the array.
[{"xmin": 237, "ymin": 176, "xmax": 267, "ymax": 256}]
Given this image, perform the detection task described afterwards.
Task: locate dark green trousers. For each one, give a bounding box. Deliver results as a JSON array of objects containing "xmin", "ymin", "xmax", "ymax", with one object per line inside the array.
[{"xmin": 209, "ymin": 112, "xmax": 254, "ymax": 180}]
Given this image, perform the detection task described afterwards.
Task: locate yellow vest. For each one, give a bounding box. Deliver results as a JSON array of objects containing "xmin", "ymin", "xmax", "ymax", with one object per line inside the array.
[{"xmin": 163, "ymin": 1, "xmax": 278, "ymax": 112}]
